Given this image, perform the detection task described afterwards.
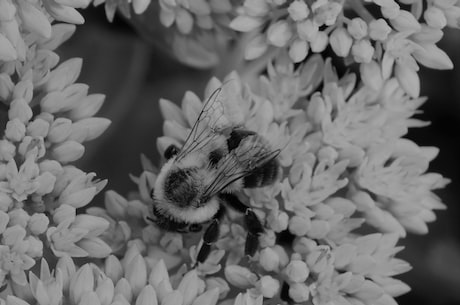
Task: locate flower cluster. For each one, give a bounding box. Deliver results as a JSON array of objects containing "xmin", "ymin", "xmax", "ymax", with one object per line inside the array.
[
  {"xmin": 100, "ymin": 55, "xmax": 446, "ymax": 304},
  {"xmin": 1, "ymin": 0, "xmax": 111, "ymax": 292},
  {"xmin": 150, "ymin": 0, "xmax": 458, "ymax": 97},
  {"xmin": 2, "ymin": 248, "xmax": 221, "ymax": 305}
]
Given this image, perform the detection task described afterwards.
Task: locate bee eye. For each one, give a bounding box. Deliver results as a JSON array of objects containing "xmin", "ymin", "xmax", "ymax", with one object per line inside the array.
[{"xmin": 164, "ymin": 145, "xmax": 179, "ymax": 160}]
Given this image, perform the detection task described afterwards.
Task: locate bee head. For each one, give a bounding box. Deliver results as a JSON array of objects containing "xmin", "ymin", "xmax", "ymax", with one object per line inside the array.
[{"xmin": 163, "ymin": 167, "xmax": 200, "ymax": 206}]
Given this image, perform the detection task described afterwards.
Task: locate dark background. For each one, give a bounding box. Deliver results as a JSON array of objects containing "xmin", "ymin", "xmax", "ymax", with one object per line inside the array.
[{"xmin": 61, "ymin": 6, "xmax": 460, "ymax": 305}]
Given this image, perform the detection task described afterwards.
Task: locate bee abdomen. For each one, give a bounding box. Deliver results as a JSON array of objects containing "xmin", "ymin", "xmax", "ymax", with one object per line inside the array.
[{"xmin": 243, "ymin": 158, "xmax": 280, "ymax": 188}]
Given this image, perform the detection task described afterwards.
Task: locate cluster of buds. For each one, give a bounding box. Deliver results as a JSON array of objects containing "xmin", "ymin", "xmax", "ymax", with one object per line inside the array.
[
  {"xmin": 1, "ymin": 0, "xmax": 111, "ymax": 291},
  {"xmin": 145, "ymin": 53, "xmax": 448, "ymax": 303},
  {"xmin": 1, "ymin": 246, "xmax": 221, "ymax": 305}
]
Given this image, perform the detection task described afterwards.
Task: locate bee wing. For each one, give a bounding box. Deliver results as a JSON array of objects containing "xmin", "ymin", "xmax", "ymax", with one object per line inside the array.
[
  {"xmin": 176, "ymin": 87, "xmax": 237, "ymax": 161},
  {"xmin": 202, "ymin": 135, "xmax": 280, "ymax": 199}
]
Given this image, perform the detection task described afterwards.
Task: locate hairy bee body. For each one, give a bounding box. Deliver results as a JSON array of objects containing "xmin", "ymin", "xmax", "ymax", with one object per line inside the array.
[{"xmin": 150, "ymin": 86, "xmax": 281, "ymax": 264}]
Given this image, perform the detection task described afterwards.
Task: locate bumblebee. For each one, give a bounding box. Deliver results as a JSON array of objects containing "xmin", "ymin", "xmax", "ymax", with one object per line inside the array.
[{"xmin": 150, "ymin": 87, "xmax": 281, "ymax": 264}]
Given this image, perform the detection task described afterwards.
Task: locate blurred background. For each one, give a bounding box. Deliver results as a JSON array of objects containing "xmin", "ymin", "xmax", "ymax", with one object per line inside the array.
[{"xmin": 59, "ymin": 6, "xmax": 460, "ymax": 305}]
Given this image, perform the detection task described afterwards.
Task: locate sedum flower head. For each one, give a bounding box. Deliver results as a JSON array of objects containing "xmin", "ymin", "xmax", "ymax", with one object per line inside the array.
[
  {"xmin": 149, "ymin": 0, "xmax": 457, "ymax": 96},
  {"xmin": 1, "ymin": 0, "xmax": 111, "ymax": 291},
  {"xmin": 124, "ymin": 58, "xmax": 447, "ymax": 304}
]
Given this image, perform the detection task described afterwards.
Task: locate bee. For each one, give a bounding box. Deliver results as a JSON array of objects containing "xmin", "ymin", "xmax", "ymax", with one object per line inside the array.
[{"xmin": 149, "ymin": 86, "xmax": 281, "ymax": 265}]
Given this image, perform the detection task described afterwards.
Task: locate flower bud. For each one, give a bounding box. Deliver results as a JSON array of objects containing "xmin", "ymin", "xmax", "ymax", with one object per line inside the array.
[
  {"xmin": 5, "ymin": 118, "xmax": 26, "ymax": 142},
  {"xmin": 56, "ymin": 254, "xmax": 76, "ymax": 293},
  {"xmin": 284, "ymin": 260, "xmax": 310, "ymax": 283},
  {"xmin": 288, "ymin": 0, "xmax": 309, "ymax": 21},
  {"xmin": 95, "ymin": 277, "xmax": 114, "ymax": 305},
  {"xmin": 115, "ymin": 278, "xmax": 133, "ymax": 303},
  {"xmin": 413, "ymin": 43, "xmax": 453, "ymax": 70},
  {"xmin": 329, "ymin": 27, "xmax": 352, "ymax": 57},
  {"xmin": 27, "ymin": 119, "xmax": 50, "ymax": 138},
  {"xmin": 3, "ymin": 225, "xmax": 26, "ymax": 246},
  {"xmin": 53, "ymin": 204, "xmax": 76, "ymax": 224},
  {"xmin": 48, "ymin": 118, "xmax": 72, "ymax": 143},
  {"xmin": 390, "ymin": 10, "xmax": 421, "ymax": 33},
  {"xmin": 381, "ymin": 2, "xmax": 400, "ymax": 19},
  {"xmin": 351, "ymin": 39, "xmax": 374, "ymax": 63},
  {"xmin": 267, "ymin": 20, "xmax": 292, "ymax": 47},
  {"xmin": 27, "ymin": 213, "xmax": 49, "ymax": 235},
  {"xmin": 177, "ymin": 270, "xmax": 203, "ymax": 305},
  {"xmin": 369, "ymin": 19, "xmax": 391, "ymax": 41},
  {"xmin": 257, "ymin": 276, "xmax": 280, "ymax": 298},
  {"xmin": 104, "ymin": 255, "xmax": 124, "ymax": 284},
  {"xmin": 347, "ymin": 18, "xmax": 367, "ymax": 40},
  {"xmin": 68, "ymin": 117, "xmax": 111, "ymax": 142},
  {"xmin": 288, "ymin": 283, "xmax": 310, "ymax": 303},
  {"xmin": 60, "ymin": 186, "xmax": 97, "ymax": 209},
  {"xmin": 18, "ymin": 1, "xmax": 52, "ymax": 38},
  {"xmin": 149, "ymin": 260, "xmax": 173, "ymax": 302},
  {"xmin": 310, "ymin": 31, "xmax": 328, "ymax": 52},
  {"xmin": 159, "ymin": 98, "xmax": 187, "ymax": 127},
  {"xmin": 8, "ymin": 208, "xmax": 30, "ymax": 228},
  {"xmin": 175, "ymin": 8, "xmax": 193, "ymax": 34},
  {"xmin": 69, "ymin": 264, "xmax": 94, "ymax": 305},
  {"xmin": 51, "ymin": 140, "xmax": 85, "ymax": 163},
  {"xmin": 0, "ymin": 139, "xmax": 15, "ymax": 161},
  {"xmin": 69, "ymin": 93, "xmax": 105, "ymax": 120},
  {"xmin": 39, "ymin": 91, "xmax": 67, "ymax": 113},
  {"xmin": 126, "ymin": 255, "xmax": 148, "ymax": 297},
  {"xmin": 8, "ymin": 99, "xmax": 32, "ymax": 124},
  {"xmin": 73, "ymin": 214, "xmax": 109, "ymax": 237},
  {"xmin": 35, "ymin": 172, "xmax": 56, "ymax": 196},
  {"xmin": 133, "ymin": 0, "xmax": 151, "ymax": 14},
  {"xmin": 360, "ymin": 60, "xmax": 383, "ymax": 91},
  {"xmin": 230, "ymin": 15, "xmax": 264, "ymax": 32},
  {"xmin": 47, "ymin": 4, "xmax": 84, "ymax": 27},
  {"xmin": 288, "ymin": 215, "xmax": 311, "ymax": 236},
  {"xmin": 242, "ymin": 0, "xmax": 269, "ymax": 17},
  {"xmin": 267, "ymin": 210, "xmax": 289, "ymax": 232},
  {"xmin": 135, "ymin": 285, "xmax": 158, "ymax": 305},
  {"xmin": 288, "ymin": 39, "xmax": 308, "ymax": 63},
  {"xmin": 395, "ymin": 63, "xmax": 420, "ymax": 98},
  {"xmin": 224, "ymin": 265, "xmax": 258, "ymax": 289},
  {"xmin": 297, "ymin": 19, "xmax": 318, "ymax": 42},
  {"xmin": 424, "ymin": 6, "xmax": 447, "ymax": 29},
  {"xmin": 258, "ymin": 247, "xmax": 280, "ymax": 272},
  {"xmin": 77, "ymin": 237, "xmax": 112, "ymax": 258}
]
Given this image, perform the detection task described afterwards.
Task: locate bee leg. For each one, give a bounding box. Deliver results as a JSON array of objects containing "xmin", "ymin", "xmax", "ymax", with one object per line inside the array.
[
  {"xmin": 244, "ymin": 209, "xmax": 264, "ymax": 257},
  {"xmin": 219, "ymin": 193, "xmax": 264, "ymax": 257},
  {"xmin": 195, "ymin": 207, "xmax": 225, "ymax": 266}
]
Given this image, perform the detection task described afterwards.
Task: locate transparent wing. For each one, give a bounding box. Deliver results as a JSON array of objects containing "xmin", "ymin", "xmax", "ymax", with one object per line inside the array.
[
  {"xmin": 176, "ymin": 87, "xmax": 232, "ymax": 162},
  {"xmin": 202, "ymin": 135, "xmax": 280, "ymax": 200}
]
